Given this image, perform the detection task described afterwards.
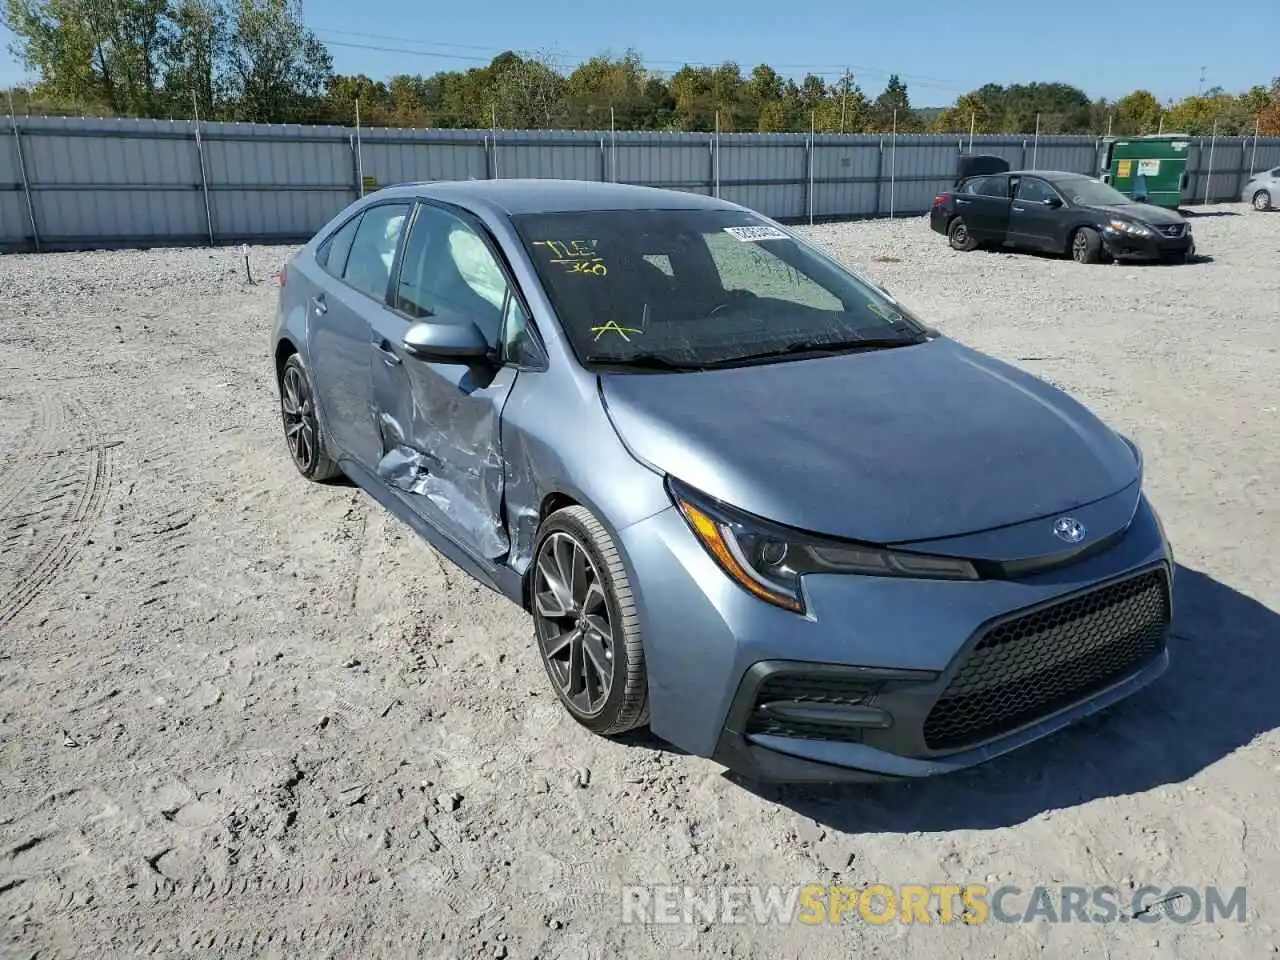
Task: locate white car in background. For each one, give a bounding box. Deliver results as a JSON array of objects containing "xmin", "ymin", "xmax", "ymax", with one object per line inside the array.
[{"xmin": 1242, "ymin": 167, "xmax": 1279, "ymax": 211}]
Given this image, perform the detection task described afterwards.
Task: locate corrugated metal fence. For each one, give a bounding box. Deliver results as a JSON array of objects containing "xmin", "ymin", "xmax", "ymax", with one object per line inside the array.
[{"xmin": 3, "ymin": 115, "xmax": 1279, "ymax": 252}]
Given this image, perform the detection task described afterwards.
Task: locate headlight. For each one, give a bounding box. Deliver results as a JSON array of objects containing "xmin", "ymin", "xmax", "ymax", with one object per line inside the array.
[
  {"xmin": 668, "ymin": 478, "xmax": 979, "ymax": 614},
  {"xmin": 1106, "ymin": 219, "xmax": 1152, "ymax": 238}
]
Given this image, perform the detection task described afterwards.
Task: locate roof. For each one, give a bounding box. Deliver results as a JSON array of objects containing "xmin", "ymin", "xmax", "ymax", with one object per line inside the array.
[
  {"xmin": 376, "ymin": 178, "xmax": 740, "ymax": 216},
  {"xmin": 1000, "ymin": 170, "xmax": 1095, "ymax": 181}
]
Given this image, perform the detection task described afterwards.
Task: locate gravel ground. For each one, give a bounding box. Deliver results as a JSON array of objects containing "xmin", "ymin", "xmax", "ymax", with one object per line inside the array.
[{"xmin": 1, "ymin": 204, "xmax": 1278, "ymax": 960}]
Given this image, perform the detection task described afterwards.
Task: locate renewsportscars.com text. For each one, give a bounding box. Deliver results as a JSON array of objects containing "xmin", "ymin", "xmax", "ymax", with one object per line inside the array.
[{"xmin": 621, "ymin": 883, "xmax": 1248, "ymax": 926}]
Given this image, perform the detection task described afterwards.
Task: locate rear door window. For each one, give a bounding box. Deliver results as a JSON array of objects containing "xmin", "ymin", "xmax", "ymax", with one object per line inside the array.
[
  {"xmin": 974, "ymin": 175, "xmax": 1009, "ymax": 198},
  {"xmin": 963, "ymin": 176, "xmax": 1008, "ymax": 198}
]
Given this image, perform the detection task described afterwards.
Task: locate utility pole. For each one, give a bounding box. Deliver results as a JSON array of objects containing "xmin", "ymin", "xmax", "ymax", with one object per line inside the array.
[
  {"xmin": 1197, "ymin": 66, "xmax": 1206, "ymax": 96},
  {"xmin": 840, "ymin": 68, "xmax": 852, "ymax": 133}
]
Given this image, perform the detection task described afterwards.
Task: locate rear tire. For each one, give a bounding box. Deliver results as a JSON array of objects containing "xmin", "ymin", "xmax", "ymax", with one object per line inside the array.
[
  {"xmin": 1253, "ymin": 190, "xmax": 1273, "ymax": 212},
  {"xmin": 279, "ymin": 353, "xmax": 343, "ymax": 482},
  {"xmin": 1070, "ymin": 227, "xmax": 1103, "ymax": 264},
  {"xmin": 530, "ymin": 506, "xmax": 649, "ymax": 736},
  {"xmin": 948, "ymin": 217, "xmax": 978, "ymax": 252}
]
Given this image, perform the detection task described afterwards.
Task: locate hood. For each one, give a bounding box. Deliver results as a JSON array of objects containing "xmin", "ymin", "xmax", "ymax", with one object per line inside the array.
[
  {"xmin": 1086, "ymin": 202, "xmax": 1185, "ymax": 225},
  {"xmin": 599, "ymin": 337, "xmax": 1139, "ymax": 544}
]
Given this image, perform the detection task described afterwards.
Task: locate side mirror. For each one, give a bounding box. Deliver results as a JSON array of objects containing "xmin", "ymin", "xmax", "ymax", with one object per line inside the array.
[
  {"xmin": 402, "ymin": 319, "xmax": 491, "ymax": 364},
  {"xmin": 1043, "ymin": 196, "xmax": 1063, "ymax": 209}
]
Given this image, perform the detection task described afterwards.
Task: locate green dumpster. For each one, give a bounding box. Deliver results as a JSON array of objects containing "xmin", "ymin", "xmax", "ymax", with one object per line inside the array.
[{"xmin": 1098, "ymin": 135, "xmax": 1192, "ymax": 210}]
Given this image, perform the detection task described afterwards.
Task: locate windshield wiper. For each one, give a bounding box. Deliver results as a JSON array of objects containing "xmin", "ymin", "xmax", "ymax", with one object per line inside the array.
[
  {"xmin": 703, "ymin": 334, "xmax": 926, "ymax": 366},
  {"xmin": 589, "ymin": 352, "xmax": 708, "ymax": 372}
]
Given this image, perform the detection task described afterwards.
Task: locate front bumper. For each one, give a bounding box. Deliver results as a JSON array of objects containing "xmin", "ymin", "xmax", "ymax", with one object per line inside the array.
[
  {"xmin": 617, "ymin": 492, "xmax": 1174, "ymax": 782},
  {"xmin": 1102, "ymin": 225, "xmax": 1194, "ymax": 261}
]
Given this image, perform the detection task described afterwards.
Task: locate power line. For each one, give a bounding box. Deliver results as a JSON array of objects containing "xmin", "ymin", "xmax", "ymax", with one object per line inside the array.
[{"xmin": 312, "ymin": 28, "xmax": 965, "ymax": 92}]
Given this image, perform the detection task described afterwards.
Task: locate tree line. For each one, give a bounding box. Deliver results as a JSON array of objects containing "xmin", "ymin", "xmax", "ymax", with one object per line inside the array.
[{"xmin": 4, "ymin": 0, "xmax": 1279, "ymax": 136}]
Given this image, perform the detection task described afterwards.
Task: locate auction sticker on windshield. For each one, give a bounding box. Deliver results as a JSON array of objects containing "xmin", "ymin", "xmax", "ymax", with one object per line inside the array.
[{"xmin": 724, "ymin": 224, "xmax": 791, "ymax": 242}]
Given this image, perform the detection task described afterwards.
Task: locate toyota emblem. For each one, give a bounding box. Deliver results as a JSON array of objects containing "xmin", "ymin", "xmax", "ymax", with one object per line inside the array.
[{"xmin": 1053, "ymin": 516, "xmax": 1086, "ymax": 544}]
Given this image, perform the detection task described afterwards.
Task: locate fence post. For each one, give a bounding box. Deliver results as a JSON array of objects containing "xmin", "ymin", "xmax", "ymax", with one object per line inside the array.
[
  {"xmin": 1249, "ymin": 117, "xmax": 1259, "ymax": 177},
  {"xmin": 802, "ymin": 132, "xmax": 812, "ymax": 224},
  {"xmin": 599, "ymin": 136, "xmax": 607, "ymax": 181},
  {"xmin": 808, "ymin": 112, "xmax": 816, "ymax": 225},
  {"xmin": 191, "ymin": 92, "xmax": 215, "ymax": 246},
  {"xmin": 707, "ymin": 132, "xmax": 715, "ymax": 198},
  {"xmin": 873, "ymin": 136, "xmax": 884, "ymax": 217},
  {"xmin": 491, "ymin": 105, "xmax": 499, "ymax": 179},
  {"xmin": 889, "ymin": 109, "xmax": 897, "ymax": 218},
  {"xmin": 713, "ymin": 111, "xmax": 720, "ymax": 198},
  {"xmin": 1020, "ymin": 138, "xmax": 1029, "ymax": 170},
  {"xmin": 6, "ymin": 91, "xmax": 40, "ymax": 252},
  {"xmin": 1202, "ymin": 122, "xmax": 1217, "ymax": 205},
  {"xmin": 483, "ymin": 135, "xmax": 492, "ymax": 179},
  {"xmin": 349, "ymin": 135, "xmax": 361, "ymax": 199},
  {"xmin": 355, "ymin": 99, "xmax": 365, "ymax": 198},
  {"xmin": 1237, "ymin": 139, "xmax": 1248, "ymax": 200}
]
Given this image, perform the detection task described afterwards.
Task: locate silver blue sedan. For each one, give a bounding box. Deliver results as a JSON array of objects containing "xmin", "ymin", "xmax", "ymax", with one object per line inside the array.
[{"xmin": 271, "ymin": 179, "xmax": 1175, "ymax": 783}]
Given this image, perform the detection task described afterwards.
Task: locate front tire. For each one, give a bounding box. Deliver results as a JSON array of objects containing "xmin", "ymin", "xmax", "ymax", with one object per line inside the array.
[
  {"xmin": 948, "ymin": 217, "xmax": 978, "ymax": 252},
  {"xmin": 279, "ymin": 353, "xmax": 342, "ymax": 482},
  {"xmin": 1253, "ymin": 190, "xmax": 1273, "ymax": 212},
  {"xmin": 1070, "ymin": 227, "xmax": 1103, "ymax": 264},
  {"xmin": 530, "ymin": 506, "xmax": 649, "ymax": 735}
]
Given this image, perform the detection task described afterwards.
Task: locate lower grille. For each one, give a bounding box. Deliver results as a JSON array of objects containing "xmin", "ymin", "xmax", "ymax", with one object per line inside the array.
[
  {"xmin": 923, "ymin": 569, "xmax": 1170, "ymax": 751},
  {"xmin": 744, "ymin": 673, "xmax": 882, "ymax": 743}
]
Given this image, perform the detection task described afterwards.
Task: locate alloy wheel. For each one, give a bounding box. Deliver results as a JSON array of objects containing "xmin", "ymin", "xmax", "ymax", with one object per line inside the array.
[
  {"xmin": 1072, "ymin": 232, "xmax": 1088, "ymax": 261},
  {"xmin": 281, "ymin": 364, "xmax": 317, "ymax": 471},
  {"xmin": 532, "ymin": 531, "xmax": 615, "ymax": 715},
  {"xmin": 950, "ymin": 223, "xmax": 968, "ymax": 246},
  {"xmin": 1254, "ymin": 191, "xmax": 1272, "ymax": 212}
]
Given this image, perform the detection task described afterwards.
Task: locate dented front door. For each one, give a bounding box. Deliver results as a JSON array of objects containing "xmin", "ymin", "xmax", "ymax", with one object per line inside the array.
[{"xmin": 364, "ymin": 202, "xmax": 520, "ymax": 561}]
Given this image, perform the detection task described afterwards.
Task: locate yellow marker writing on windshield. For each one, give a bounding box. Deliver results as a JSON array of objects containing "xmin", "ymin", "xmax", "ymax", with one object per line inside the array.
[
  {"xmin": 564, "ymin": 258, "xmax": 607, "ymax": 276},
  {"xmin": 590, "ymin": 321, "xmax": 643, "ymax": 342},
  {"xmin": 866, "ymin": 301, "xmax": 904, "ymax": 323},
  {"xmin": 532, "ymin": 240, "xmax": 608, "ymax": 277}
]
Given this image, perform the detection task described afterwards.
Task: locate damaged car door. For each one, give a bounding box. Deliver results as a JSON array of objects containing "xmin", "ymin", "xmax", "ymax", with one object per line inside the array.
[
  {"xmin": 310, "ymin": 201, "xmax": 412, "ymax": 467},
  {"xmin": 365, "ymin": 201, "xmax": 526, "ymax": 561}
]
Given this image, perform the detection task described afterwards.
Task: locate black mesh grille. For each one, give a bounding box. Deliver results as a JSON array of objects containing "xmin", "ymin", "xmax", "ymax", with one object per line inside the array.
[
  {"xmin": 744, "ymin": 673, "xmax": 881, "ymax": 742},
  {"xmin": 923, "ymin": 569, "xmax": 1170, "ymax": 751}
]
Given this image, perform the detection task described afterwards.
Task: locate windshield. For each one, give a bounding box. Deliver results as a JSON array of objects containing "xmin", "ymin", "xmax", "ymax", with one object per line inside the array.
[
  {"xmin": 510, "ymin": 209, "xmax": 926, "ymax": 370},
  {"xmin": 1057, "ymin": 177, "xmax": 1132, "ymax": 207}
]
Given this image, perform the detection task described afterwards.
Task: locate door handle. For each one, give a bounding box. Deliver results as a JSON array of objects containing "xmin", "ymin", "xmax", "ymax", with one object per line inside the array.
[
  {"xmin": 955, "ymin": 198, "xmax": 971, "ymax": 205},
  {"xmin": 310, "ymin": 294, "xmax": 327, "ymax": 315},
  {"xmin": 1012, "ymin": 205, "xmax": 1025, "ymax": 212},
  {"xmin": 374, "ymin": 339, "xmax": 402, "ymax": 366}
]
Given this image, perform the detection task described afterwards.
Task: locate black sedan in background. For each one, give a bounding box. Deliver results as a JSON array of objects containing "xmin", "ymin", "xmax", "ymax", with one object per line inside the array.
[{"xmin": 930, "ymin": 170, "xmax": 1196, "ymax": 264}]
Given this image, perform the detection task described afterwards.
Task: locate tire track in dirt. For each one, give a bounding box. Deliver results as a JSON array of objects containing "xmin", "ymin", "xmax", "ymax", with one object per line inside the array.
[
  {"xmin": 18, "ymin": 912, "xmax": 444, "ymax": 960},
  {"xmin": 0, "ymin": 390, "xmax": 61, "ymax": 521},
  {"xmin": 0, "ymin": 396, "xmax": 114, "ymax": 632}
]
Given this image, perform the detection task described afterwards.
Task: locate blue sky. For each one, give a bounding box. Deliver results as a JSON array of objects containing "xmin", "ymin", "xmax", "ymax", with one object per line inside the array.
[{"xmin": 0, "ymin": 0, "xmax": 1272, "ymax": 105}]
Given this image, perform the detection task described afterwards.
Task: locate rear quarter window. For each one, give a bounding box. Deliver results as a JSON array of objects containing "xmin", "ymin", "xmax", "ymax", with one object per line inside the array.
[{"xmin": 317, "ymin": 214, "xmax": 361, "ymax": 278}]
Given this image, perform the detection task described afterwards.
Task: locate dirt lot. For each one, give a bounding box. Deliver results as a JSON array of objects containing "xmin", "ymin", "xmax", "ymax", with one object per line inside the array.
[{"xmin": 2, "ymin": 204, "xmax": 1278, "ymax": 959}]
